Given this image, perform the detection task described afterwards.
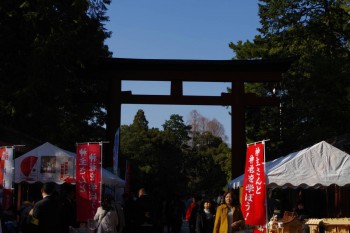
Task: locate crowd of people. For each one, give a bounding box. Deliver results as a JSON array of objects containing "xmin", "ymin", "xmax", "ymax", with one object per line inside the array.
[
  {"xmin": 1, "ymin": 182, "xmax": 313, "ymax": 233},
  {"xmin": 1, "ymin": 183, "xmax": 248, "ymax": 233},
  {"xmin": 119, "ymin": 189, "xmax": 245, "ymax": 233}
]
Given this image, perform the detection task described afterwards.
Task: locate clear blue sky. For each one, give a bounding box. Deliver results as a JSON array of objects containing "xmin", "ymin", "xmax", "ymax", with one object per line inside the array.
[{"xmin": 105, "ymin": 0, "xmax": 261, "ymax": 143}]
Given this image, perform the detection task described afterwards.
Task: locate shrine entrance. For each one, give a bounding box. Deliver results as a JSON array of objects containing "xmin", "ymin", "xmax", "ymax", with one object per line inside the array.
[{"xmin": 98, "ymin": 58, "xmax": 290, "ymax": 179}]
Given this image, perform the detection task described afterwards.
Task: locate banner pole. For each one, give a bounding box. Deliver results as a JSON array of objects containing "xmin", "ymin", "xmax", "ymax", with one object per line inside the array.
[
  {"xmin": 99, "ymin": 142, "xmax": 103, "ymax": 207},
  {"xmin": 247, "ymin": 139, "xmax": 270, "ymax": 146},
  {"xmin": 263, "ymin": 140, "xmax": 269, "ymax": 233},
  {"xmin": 76, "ymin": 141, "xmax": 109, "ymax": 145}
]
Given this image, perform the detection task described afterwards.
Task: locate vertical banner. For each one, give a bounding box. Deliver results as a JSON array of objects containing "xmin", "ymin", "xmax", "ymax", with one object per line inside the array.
[
  {"xmin": 0, "ymin": 147, "xmax": 14, "ymax": 189},
  {"xmin": 0, "ymin": 147, "xmax": 5, "ymax": 188},
  {"xmin": 76, "ymin": 143, "xmax": 101, "ymax": 222},
  {"xmin": 0, "ymin": 147, "xmax": 14, "ymax": 210},
  {"xmin": 113, "ymin": 128, "xmax": 119, "ymax": 175},
  {"xmin": 241, "ymin": 142, "xmax": 266, "ymax": 225}
]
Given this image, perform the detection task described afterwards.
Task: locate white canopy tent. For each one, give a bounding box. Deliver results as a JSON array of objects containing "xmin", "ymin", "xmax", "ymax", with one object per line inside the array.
[
  {"xmin": 14, "ymin": 142, "xmax": 125, "ymax": 187},
  {"xmin": 229, "ymin": 141, "xmax": 350, "ymax": 189}
]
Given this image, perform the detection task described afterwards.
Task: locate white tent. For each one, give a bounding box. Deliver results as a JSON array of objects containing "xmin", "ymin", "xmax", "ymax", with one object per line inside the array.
[
  {"xmin": 229, "ymin": 141, "xmax": 350, "ymax": 189},
  {"xmin": 15, "ymin": 142, "xmax": 75, "ymax": 184},
  {"xmin": 14, "ymin": 142, "xmax": 125, "ymax": 187},
  {"xmin": 102, "ymin": 168, "xmax": 125, "ymax": 187}
]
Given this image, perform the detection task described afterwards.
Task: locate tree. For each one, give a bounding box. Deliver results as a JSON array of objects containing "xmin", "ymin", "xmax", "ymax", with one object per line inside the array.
[
  {"xmin": 206, "ymin": 118, "xmax": 228, "ymax": 142},
  {"xmin": 187, "ymin": 110, "xmax": 228, "ymax": 143},
  {"xmin": 183, "ymin": 132, "xmax": 230, "ymax": 196},
  {"xmin": 162, "ymin": 114, "xmax": 191, "ymax": 147},
  {"xmin": 229, "ymin": 0, "xmax": 350, "ymax": 157},
  {"xmin": 0, "ymin": 0, "xmax": 111, "ymax": 149},
  {"xmin": 132, "ymin": 109, "xmax": 149, "ymax": 131},
  {"xmin": 121, "ymin": 111, "xmax": 186, "ymax": 194}
]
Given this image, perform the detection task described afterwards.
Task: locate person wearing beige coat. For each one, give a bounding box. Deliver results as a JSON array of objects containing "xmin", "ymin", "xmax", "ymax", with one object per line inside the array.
[{"xmin": 213, "ymin": 191, "xmax": 244, "ymax": 233}]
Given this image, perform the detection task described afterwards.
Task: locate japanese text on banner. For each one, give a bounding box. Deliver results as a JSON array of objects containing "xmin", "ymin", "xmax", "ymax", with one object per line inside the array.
[
  {"xmin": 76, "ymin": 143, "xmax": 101, "ymax": 222},
  {"xmin": 241, "ymin": 142, "xmax": 266, "ymax": 225}
]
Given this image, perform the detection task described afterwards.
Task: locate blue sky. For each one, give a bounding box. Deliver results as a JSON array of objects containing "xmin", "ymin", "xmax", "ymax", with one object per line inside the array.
[{"xmin": 105, "ymin": 0, "xmax": 261, "ymax": 143}]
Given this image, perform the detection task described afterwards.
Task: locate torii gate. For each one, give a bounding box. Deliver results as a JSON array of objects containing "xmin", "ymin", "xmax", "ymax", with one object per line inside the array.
[{"xmin": 98, "ymin": 58, "xmax": 290, "ymax": 179}]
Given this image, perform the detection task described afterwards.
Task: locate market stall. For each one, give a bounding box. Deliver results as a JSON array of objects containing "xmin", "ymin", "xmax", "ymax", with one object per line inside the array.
[
  {"xmin": 14, "ymin": 142, "xmax": 76, "ymax": 184},
  {"xmin": 14, "ymin": 142, "xmax": 125, "ymax": 186},
  {"xmin": 13, "ymin": 142, "xmax": 125, "ymax": 205},
  {"xmin": 229, "ymin": 141, "xmax": 350, "ymax": 231}
]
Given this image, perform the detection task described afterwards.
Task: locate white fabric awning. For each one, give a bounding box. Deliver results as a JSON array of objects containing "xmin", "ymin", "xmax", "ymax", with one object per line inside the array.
[
  {"xmin": 14, "ymin": 142, "xmax": 75, "ymax": 184},
  {"xmin": 14, "ymin": 142, "xmax": 125, "ymax": 187},
  {"xmin": 229, "ymin": 141, "xmax": 350, "ymax": 189}
]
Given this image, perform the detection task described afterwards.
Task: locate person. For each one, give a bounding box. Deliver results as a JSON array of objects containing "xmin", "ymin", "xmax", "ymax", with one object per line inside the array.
[
  {"xmin": 2, "ymin": 205, "xmax": 18, "ymax": 233},
  {"xmin": 19, "ymin": 200, "xmax": 35, "ymax": 233},
  {"xmin": 295, "ymin": 201, "xmax": 308, "ymax": 221},
  {"xmin": 135, "ymin": 188, "xmax": 156, "ymax": 233},
  {"xmin": 94, "ymin": 195, "xmax": 119, "ymax": 233},
  {"xmin": 213, "ymin": 190, "xmax": 244, "ymax": 233},
  {"xmin": 185, "ymin": 196, "xmax": 196, "ymax": 223},
  {"xmin": 32, "ymin": 182, "xmax": 62, "ymax": 233},
  {"xmin": 216, "ymin": 192, "xmax": 225, "ymax": 207},
  {"xmin": 196, "ymin": 198, "xmax": 215, "ymax": 233},
  {"xmin": 60, "ymin": 185, "xmax": 78, "ymax": 233},
  {"xmin": 168, "ymin": 194, "xmax": 186, "ymax": 233},
  {"xmin": 122, "ymin": 193, "xmax": 136, "ymax": 233},
  {"xmin": 269, "ymin": 189, "xmax": 285, "ymax": 219},
  {"xmin": 188, "ymin": 195, "xmax": 202, "ymax": 233},
  {"xmin": 108, "ymin": 194, "xmax": 125, "ymax": 233}
]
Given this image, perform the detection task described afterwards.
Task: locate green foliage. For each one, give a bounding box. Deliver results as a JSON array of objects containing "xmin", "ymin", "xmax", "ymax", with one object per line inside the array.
[
  {"xmin": 120, "ymin": 110, "xmax": 230, "ymax": 196},
  {"xmin": 229, "ymin": 0, "xmax": 350, "ymax": 158},
  {"xmin": 183, "ymin": 132, "xmax": 230, "ymax": 196},
  {"xmin": 132, "ymin": 110, "xmax": 149, "ymax": 131},
  {"xmin": 0, "ymin": 0, "xmax": 111, "ymax": 149},
  {"xmin": 162, "ymin": 114, "xmax": 191, "ymax": 146}
]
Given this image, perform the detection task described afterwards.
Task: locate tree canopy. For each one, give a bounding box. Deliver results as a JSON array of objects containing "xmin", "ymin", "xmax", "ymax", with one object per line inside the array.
[
  {"xmin": 229, "ymin": 0, "xmax": 350, "ymax": 157},
  {"xmin": 120, "ymin": 110, "xmax": 230, "ymax": 197},
  {"xmin": 0, "ymin": 0, "xmax": 111, "ymax": 150}
]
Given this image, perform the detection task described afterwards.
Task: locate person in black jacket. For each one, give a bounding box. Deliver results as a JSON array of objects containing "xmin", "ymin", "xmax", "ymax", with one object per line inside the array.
[
  {"xmin": 135, "ymin": 188, "xmax": 156, "ymax": 233},
  {"xmin": 32, "ymin": 182, "xmax": 62, "ymax": 233},
  {"xmin": 196, "ymin": 198, "xmax": 215, "ymax": 233},
  {"xmin": 60, "ymin": 185, "xmax": 78, "ymax": 233}
]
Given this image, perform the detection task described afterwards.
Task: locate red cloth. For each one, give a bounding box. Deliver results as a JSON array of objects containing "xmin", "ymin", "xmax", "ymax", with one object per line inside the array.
[{"xmin": 185, "ymin": 202, "xmax": 196, "ymax": 221}]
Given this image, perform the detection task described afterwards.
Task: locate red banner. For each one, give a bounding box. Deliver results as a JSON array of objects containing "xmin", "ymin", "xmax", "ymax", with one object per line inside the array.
[
  {"xmin": 1, "ymin": 147, "xmax": 14, "ymax": 189},
  {"xmin": 241, "ymin": 142, "xmax": 266, "ymax": 225},
  {"xmin": 76, "ymin": 143, "xmax": 101, "ymax": 222},
  {"xmin": 0, "ymin": 148, "xmax": 4, "ymax": 188}
]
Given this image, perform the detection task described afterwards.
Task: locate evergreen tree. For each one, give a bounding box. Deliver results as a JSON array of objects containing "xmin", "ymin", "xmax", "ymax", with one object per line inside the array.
[
  {"xmin": 229, "ymin": 0, "xmax": 350, "ymax": 156},
  {"xmin": 0, "ymin": 0, "xmax": 111, "ymax": 149}
]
